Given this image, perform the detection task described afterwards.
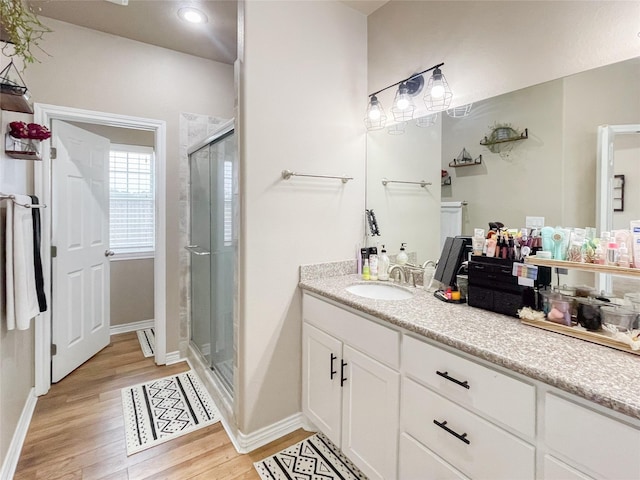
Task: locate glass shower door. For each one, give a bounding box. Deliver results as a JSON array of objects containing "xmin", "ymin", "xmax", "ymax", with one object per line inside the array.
[
  {"xmin": 188, "ymin": 123, "xmax": 236, "ymax": 395},
  {"xmin": 189, "ymin": 147, "xmax": 212, "ymax": 365}
]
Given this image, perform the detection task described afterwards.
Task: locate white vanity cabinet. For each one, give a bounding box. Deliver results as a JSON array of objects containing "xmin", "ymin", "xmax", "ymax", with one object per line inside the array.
[
  {"xmin": 400, "ymin": 335, "xmax": 536, "ymax": 480},
  {"xmin": 302, "ymin": 293, "xmax": 400, "ymax": 480},
  {"xmin": 543, "ymin": 393, "xmax": 640, "ymax": 479}
]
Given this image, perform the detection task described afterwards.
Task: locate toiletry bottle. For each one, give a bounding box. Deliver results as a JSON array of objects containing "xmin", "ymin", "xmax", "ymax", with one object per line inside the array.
[
  {"xmin": 362, "ymin": 259, "xmax": 370, "ymax": 280},
  {"xmin": 369, "ymin": 252, "xmax": 378, "ymax": 280},
  {"xmin": 594, "ymin": 243, "xmax": 605, "ymax": 265},
  {"xmin": 618, "ymin": 244, "xmax": 630, "ymax": 268},
  {"xmin": 607, "ymin": 241, "xmax": 618, "ymax": 266},
  {"xmin": 397, "ymin": 243, "xmax": 408, "ymax": 265},
  {"xmin": 486, "ymin": 235, "xmax": 497, "ymax": 257},
  {"xmin": 378, "ymin": 245, "xmax": 390, "ymax": 281}
]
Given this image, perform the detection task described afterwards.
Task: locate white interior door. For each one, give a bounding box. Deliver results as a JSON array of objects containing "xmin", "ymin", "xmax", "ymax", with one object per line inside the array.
[{"xmin": 51, "ymin": 120, "xmax": 111, "ymax": 382}]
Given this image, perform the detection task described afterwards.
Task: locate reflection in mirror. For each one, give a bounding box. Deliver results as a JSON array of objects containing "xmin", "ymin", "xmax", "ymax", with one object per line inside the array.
[
  {"xmin": 366, "ymin": 57, "xmax": 640, "ymax": 268},
  {"xmin": 597, "ymin": 124, "xmax": 640, "ymax": 295}
]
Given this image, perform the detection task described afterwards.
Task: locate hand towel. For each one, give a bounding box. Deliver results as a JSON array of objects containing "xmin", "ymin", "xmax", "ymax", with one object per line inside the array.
[{"xmin": 5, "ymin": 194, "xmax": 40, "ymax": 330}]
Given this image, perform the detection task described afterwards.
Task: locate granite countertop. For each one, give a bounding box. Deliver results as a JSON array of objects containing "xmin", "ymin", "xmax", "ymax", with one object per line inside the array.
[{"xmin": 299, "ymin": 273, "xmax": 640, "ymax": 421}]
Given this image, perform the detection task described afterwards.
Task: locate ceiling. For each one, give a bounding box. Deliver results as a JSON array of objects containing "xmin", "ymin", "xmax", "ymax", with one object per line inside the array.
[
  {"xmin": 28, "ymin": 0, "xmax": 238, "ymax": 64},
  {"xmin": 26, "ymin": 0, "xmax": 388, "ymax": 65}
]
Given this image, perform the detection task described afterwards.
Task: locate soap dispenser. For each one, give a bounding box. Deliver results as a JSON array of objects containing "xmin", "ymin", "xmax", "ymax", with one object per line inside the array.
[
  {"xmin": 378, "ymin": 245, "xmax": 390, "ymax": 281},
  {"xmin": 397, "ymin": 243, "xmax": 408, "ymax": 265}
]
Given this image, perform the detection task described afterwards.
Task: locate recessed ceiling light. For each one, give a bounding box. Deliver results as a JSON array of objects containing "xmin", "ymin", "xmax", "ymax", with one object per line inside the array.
[{"xmin": 178, "ymin": 7, "xmax": 208, "ymax": 24}]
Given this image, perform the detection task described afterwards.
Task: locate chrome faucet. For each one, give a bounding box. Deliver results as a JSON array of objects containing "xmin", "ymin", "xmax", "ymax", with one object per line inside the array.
[{"xmin": 388, "ymin": 264, "xmax": 406, "ymax": 284}]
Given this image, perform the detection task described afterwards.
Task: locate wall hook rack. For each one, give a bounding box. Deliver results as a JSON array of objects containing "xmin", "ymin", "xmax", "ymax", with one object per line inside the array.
[{"xmin": 281, "ymin": 169, "xmax": 353, "ymax": 184}]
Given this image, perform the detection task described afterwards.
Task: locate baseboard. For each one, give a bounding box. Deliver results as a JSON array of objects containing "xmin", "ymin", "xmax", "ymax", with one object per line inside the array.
[
  {"xmin": 0, "ymin": 388, "xmax": 37, "ymax": 480},
  {"xmin": 109, "ymin": 319, "xmax": 154, "ymax": 336},
  {"xmin": 165, "ymin": 350, "xmax": 182, "ymax": 365},
  {"xmin": 236, "ymin": 412, "xmax": 307, "ymax": 453}
]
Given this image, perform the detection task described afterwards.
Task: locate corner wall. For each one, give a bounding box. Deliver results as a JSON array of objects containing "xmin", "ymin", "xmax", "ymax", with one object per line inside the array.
[{"xmin": 240, "ymin": 0, "xmax": 367, "ymax": 433}]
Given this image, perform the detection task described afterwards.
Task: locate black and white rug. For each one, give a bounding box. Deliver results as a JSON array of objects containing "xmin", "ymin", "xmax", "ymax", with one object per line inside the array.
[
  {"xmin": 121, "ymin": 370, "xmax": 221, "ymax": 455},
  {"xmin": 254, "ymin": 433, "xmax": 368, "ymax": 480},
  {"xmin": 136, "ymin": 328, "xmax": 155, "ymax": 357}
]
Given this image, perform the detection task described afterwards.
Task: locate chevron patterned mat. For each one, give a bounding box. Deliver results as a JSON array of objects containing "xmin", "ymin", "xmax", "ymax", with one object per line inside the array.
[
  {"xmin": 136, "ymin": 328, "xmax": 155, "ymax": 357},
  {"xmin": 121, "ymin": 370, "xmax": 221, "ymax": 455},
  {"xmin": 254, "ymin": 432, "xmax": 368, "ymax": 480}
]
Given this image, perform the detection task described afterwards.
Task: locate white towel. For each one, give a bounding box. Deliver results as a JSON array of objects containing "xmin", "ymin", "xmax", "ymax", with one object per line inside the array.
[
  {"xmin": 440, "ymin": 201, "xmax": 464, "ymax": 250},
  {"xmin": 5, "ymin": 194, "xmax": 39, "ymax": 330}
]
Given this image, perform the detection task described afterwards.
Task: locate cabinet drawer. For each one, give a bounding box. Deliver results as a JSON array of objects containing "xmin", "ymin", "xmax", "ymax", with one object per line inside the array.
[
  {"xmin": 401, "ymin": 377, "xmax": 535, "ymax": 480},
  {"xmin": 403, "ymin": 335, "xmax": 535, "ymax": 437},
  {"xmin": 303, "ymin": 293, "xmax": 400, "ymax": 368},
  {"xmin": 544, "ymin": 455, "xmax": 593, "ymax": 480},
  {"xmin": 545, "ymin": 393, "xmax": 640, "ymax": 479},
  {"xmin": 399, "ymin": 432, "xmax": 469, "ymax": 480}
]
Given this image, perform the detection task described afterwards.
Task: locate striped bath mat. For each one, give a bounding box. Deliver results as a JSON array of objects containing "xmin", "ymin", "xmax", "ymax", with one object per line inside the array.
[
  {"xmin": 136, "ymin": 328, "xmax": 155, "ymax": 357},
  {"xmin": 254, "ymin": 432, "xmax": 367, "ymax": 480},
  {"xmin": 121, "ymin": 370, "xmax": 221, "ymax": 455}
]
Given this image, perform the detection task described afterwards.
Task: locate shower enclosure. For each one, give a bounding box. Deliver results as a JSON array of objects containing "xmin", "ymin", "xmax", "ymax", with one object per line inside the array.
[{"xmin": 187, "ymin": 120, "xmax": 237, "ymax": 395}]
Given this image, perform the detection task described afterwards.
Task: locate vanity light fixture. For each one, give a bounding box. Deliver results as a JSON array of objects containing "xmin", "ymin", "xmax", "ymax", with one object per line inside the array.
[
  {"xmin": 424, "ymin": 66, "xmax": 453, "ymax": 111},
  {"xmin": 365, "ymin": 62, "xmax": 450, "ymax": 131},
  {"xmin": 391, "ymin": 83, "xmax": 416, "ymax": 122},
  {"xmin": 446, "ymin": 103, "xmax": 473, "ymax": 118},
  {"xmin": 416, "ymin": 113, "xmax": 438, "ymax": 128},
  {"xmin": 364, "ymin": 95, "xmax": 388, "ymax": 130},
  {"xmin": 178, "ymin": 7, "xmax": 208, "ymax": 24}
]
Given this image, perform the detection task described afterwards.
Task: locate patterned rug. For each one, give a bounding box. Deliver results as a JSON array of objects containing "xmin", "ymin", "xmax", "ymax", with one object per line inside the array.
[
  {"xmin": 136, "ymin": 328, "xmax": 155, "ymax": 357},
  {"xmin": 121, "ymin": 370, "xmax": 221, "ymax": 455},
  {"xmin": 254, "ymin": 433, "xmax": 368, "ymax": 480}
]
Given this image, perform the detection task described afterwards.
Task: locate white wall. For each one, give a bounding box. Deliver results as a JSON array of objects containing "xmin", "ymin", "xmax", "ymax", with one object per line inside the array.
[
  {"xmin": 368, "ymin": 1, "xmax": 639, "ymax": 113},
  {"xmin": 240, "ymin": 0, "xmax": 367, "ymax": 433},
  {"xmin": 21, "ymin": 19, "xmax": 234, "ymax": 353},
  {"xmin": 0, "ymin": 108, "xmax": 36, "ymax": 467},
  {"xmin": 613, "ymin": 136, "xmax": 640, "ymax": 230}
]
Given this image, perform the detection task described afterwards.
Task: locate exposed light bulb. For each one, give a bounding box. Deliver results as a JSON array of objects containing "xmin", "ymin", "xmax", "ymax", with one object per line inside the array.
[
  {"xmin": 431, "ymin": 84, "xmax": 445, "ymax": 99},
  {"xmin": 369, "ymin": 107, "xmax": 381, "ymax": 121},
  {"xmin": 396, "ymin": 97, "xmax": 409, "ymax": 110}
]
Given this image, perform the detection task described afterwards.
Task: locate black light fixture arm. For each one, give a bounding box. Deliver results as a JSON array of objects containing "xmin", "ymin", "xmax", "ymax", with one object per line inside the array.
[{"xmin": 368, "ymin": 62, "xmax": 444, "ymax": 98}]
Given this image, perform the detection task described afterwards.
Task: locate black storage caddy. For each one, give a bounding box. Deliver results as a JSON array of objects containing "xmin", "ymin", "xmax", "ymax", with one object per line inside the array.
[{"xmin": 467, "ymin": 255, "xmax": 551, "ymax": 317}]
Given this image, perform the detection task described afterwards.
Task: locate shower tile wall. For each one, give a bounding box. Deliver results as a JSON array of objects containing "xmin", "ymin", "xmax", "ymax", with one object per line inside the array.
[{"xmin": 179, "ymin": 113, "xmax": 229, "ymax": 356}]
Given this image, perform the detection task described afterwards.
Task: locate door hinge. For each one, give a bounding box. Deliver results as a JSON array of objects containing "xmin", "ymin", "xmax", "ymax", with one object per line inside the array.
[
  {"xmin": 51, "ymin": 344, "xmax": 57, "ymax": 356},
  {"xmin": 50, "ymin": 147, "xmax": 57, "ymax": 159},
  {"xmin": 51, "ymin": 245, "xmax": 57, "ymax": 258}
]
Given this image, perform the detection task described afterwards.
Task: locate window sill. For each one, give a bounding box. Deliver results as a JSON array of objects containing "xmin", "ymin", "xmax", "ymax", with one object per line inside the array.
[{"xmin": 109, "ymin": 251, "xmax": 155, "ymax": 262}]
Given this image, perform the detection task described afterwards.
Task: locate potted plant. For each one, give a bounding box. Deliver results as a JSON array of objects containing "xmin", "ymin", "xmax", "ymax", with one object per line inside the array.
[
  {"xmin": 1, "ymin": 0, "xmax": 51, "ymax": 68},
  {"xmin": 5, "ymin": 120, "xmax": 51, "ymax": 160}
]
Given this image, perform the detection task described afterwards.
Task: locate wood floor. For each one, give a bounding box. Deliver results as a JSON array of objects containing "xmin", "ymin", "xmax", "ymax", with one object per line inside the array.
[{"xmin": 14, "ymin": 332, "xmax": 312, "ymax": 479}]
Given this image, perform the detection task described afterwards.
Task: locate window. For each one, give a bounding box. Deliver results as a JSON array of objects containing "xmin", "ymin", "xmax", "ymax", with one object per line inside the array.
[{"xmin": 109, "ymin": 144, "xmax": 155, "ymax": 257}]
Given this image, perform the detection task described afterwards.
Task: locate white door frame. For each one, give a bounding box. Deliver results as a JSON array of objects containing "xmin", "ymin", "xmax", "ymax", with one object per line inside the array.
[{"xmin": 33, "ymin": 103, "xmax": 167, "ymax": 396}]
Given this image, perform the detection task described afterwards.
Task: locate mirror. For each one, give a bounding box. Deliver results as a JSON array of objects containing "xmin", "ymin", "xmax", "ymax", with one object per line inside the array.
[{"xmin": 366, "ymin": 57, "xmax": 640, "ymax": 266}]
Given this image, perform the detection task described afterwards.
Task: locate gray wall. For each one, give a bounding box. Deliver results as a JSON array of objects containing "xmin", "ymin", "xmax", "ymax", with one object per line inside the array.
[{"xmin": 110, "ymin": 258, "xmax": 155, "ymax": 326}]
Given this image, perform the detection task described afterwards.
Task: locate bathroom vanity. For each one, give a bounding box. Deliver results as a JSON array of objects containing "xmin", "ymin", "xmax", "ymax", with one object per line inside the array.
[{"xmin": 300, "ymin": 273, "xmax": 640, "ymax": 480}]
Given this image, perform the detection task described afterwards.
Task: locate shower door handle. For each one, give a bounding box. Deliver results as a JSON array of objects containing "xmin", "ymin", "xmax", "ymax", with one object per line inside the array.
[{"xmin": 185, "ymin": 245, "xmax": 211, "ymax": 256}]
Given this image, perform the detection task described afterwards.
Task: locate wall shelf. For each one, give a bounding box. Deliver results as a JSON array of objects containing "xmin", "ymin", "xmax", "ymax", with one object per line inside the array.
[
  {"xmin": 1, "ymin": 62, "xmax": 34, "ymax": 114},
  {"xmin": 480, "ymin": 128, "xmax": 528, "ymax": 154},
  {"xmin": 524, "ymin": 256, "xmax": 640, "ymax": 277},
  {"xmin": 449, "ymin": 154, "xmax": 482, "ymax": 168}
]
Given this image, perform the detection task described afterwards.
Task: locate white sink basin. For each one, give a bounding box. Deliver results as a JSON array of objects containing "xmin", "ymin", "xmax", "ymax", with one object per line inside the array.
[{"xmin": 346, "ymin": 283, "xmax": 414, "ymax": 301}]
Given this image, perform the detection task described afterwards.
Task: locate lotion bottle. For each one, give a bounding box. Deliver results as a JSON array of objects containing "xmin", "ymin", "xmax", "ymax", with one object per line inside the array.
[
  {"xmin": 362, "ymin": 259, "xmax": 370, "ymax": 280},
  {"xmin": 397, "ymin": 243, "xmax": 408, "ymax": 265},
  {"xmin": 378, "ymin": 245, "xmax": 390, "ymax": 281},
  {"xmin": 369, "ymin": 253, "xmax": 378, "ymax": 280}
]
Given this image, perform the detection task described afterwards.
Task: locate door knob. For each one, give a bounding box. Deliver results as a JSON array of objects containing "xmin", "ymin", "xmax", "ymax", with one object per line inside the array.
[{"xmin": 105, "ymin": 249, "xmax": 115, "ymax": 257}]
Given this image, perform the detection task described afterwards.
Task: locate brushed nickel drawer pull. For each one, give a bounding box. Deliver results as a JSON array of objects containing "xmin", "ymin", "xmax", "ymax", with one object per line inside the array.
[
  {"xmin": 436, "ymin": 370, "xmax": 470, "ymax": 389},
  {"xmin": 433, "ymin": 419, "xmax": 470, "ymax": 445}
]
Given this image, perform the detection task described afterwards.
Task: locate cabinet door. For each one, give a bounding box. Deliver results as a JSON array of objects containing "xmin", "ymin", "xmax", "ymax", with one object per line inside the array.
[
  {"xmin": 342, "ymin": 345, "xmax": 400, "ymax": 480},
  {"xmin": 302, "ymin": 323, "xmax": 343, "ymax": 446},
  {"xmin": 544, "ymin": 455, "xmax": 594, "ymax": 480}
]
